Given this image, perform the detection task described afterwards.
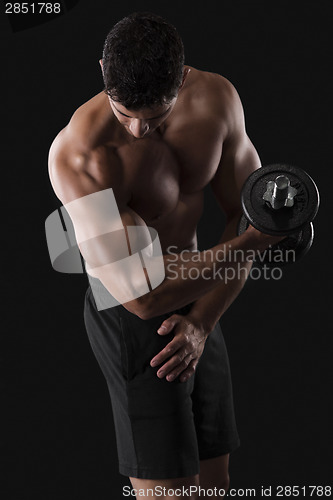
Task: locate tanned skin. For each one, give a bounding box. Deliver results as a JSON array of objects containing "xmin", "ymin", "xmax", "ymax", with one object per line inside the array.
[
  {"xmin": 49, "ymin": 65, "xmax": 282, "ymax": 498},
  {"xmin": 49, "ymin": 63, "xmax": 282, "ymax": 382}
]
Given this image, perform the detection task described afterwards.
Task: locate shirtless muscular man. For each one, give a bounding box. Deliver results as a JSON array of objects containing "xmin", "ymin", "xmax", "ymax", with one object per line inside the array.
[{"xmin": 48, "ymin": 12, "xmax": 282, "ymax": 500}]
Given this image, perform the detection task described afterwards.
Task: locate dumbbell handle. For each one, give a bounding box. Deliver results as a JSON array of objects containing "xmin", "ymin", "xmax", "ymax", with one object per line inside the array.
[
  {"xmin": 263, "ymin": 175, "xmax": 298, "ymax": 209},
  {"xmin": 241, "ymin": 164, "xmax": 320, "ymax": 236}
]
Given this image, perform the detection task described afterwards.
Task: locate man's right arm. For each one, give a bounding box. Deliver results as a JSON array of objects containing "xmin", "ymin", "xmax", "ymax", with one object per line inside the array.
[
  {"xmin": 48, "ymin": 128, "xmax": 157, "ymax": 309},
  {"xmin": 49, "ymin": 129, "xmax": 281, "ymax": 320}
]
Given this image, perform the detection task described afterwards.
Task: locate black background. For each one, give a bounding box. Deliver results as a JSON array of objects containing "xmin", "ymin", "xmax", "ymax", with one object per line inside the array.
[{"xmin": 1, "ymin": 1, "xmax": 332, "ymax": 498}]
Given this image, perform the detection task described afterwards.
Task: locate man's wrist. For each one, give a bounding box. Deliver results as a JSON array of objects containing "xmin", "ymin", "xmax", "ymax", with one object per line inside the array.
[
  {"xmin": 238, "ymin": 225, "xmax": 285, "ymax": 254},
  {"xmin": 186, "ymin": 309, "xmax": 218, "ymax": 336}
]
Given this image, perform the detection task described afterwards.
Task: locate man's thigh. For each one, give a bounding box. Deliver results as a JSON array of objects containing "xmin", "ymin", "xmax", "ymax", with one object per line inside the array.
[
  {"xmin": 191, "ymin": 321, "xmax": 240, "ymax": 459},
  {"xmin": 84, "ymin": 289, "xmax": 200, "ymax": 478}
]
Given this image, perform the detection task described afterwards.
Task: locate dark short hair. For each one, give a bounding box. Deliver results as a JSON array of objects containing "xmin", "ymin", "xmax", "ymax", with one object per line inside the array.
[{"xmin": 101, "ymin": 12, "xmax": 185, "ymax": 110}]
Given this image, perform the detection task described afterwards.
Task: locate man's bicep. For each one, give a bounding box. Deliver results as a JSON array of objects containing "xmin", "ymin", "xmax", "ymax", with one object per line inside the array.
[
  {"xmin": 80, "ymin": 203, "xmax": 165, "ymax": 315},
  {"xmin": 49, "ymin": 146, "xmax": 160, "ymax": 310},
  {"xmin": 63, "ymin": 186, "xmax": 158, "ymax": 303}
]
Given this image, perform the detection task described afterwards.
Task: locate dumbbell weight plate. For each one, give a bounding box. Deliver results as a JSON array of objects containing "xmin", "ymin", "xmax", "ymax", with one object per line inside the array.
[
  {"xmin": 241, "ymin": 164, "xmax": 319, "ymax": 236},
  {"xmin": 238, "ymin": 215, "xmax": 314, "ymax": 266}
]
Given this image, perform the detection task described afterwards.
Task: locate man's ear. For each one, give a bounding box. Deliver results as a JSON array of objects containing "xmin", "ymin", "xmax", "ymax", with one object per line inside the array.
[
  {"xmin": 179, "ymin": 67, "xmax": 191, "ymax": 90},
  {"xmin": 99, "ymin": 59, "xmax": 104, "ymax": 75}
]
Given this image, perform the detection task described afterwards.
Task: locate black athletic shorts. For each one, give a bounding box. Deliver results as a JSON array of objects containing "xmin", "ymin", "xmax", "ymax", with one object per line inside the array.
[{"xmin": 84, "ymin": 281, "xmax": 240, "ymax": 479}]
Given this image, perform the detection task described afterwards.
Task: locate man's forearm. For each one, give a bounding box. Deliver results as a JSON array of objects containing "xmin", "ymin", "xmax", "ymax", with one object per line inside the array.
[
  {"xmin": 122, "ymin": 228, "xmax": 270, "ymax": 318},
  {"xmin": 182, "ymin": 215, "xmax": 253, "ymax": 333},
  {"xmin": 184, "ymin": 261, "xmax": 252, "ymax": 333}
]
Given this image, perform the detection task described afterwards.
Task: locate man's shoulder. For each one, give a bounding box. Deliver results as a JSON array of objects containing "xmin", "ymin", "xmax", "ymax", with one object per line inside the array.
[
  {"xmin": 48, "ymin": 127, "xmax": 87, "ymax": 204},
  {"xmin": 172, "ymin": 67, "xmax": 242, "ymax": 142},
  {"xmin": 186, "ymin": 67, "xmax": 237, "ymax": 101},
  {"xmin": 48, "ymin": 119, "xmax": 88, "ymax": 185},
  {"xmin": 48, "ymin": 94, "xmax": 112, "ymax": 202},
  {"xmin": 66, "ymin": 91, "xmax": 109, "ymax": 148},
  {"xmin": 48, "ymin": 92, "xmax": 112, "ymax": 197},
  {"xmin": 179, "ymin": 68, "xmax": 240, "ymax": 132}
]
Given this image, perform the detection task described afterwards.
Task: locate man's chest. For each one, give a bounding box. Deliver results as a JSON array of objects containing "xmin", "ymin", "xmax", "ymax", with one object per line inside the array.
[{"xmin": 114, "ymin": 127, "xmax": 223, "ymax": 221}]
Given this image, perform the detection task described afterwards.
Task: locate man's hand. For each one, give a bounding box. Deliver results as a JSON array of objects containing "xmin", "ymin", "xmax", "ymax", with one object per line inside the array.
[
  {"xmin": 150, "ymin": 314, "xmax": 209, "ymax": 383},
  {"xmin": 245, "ymin": 224, "xmax": 286, "ymax": 253}
]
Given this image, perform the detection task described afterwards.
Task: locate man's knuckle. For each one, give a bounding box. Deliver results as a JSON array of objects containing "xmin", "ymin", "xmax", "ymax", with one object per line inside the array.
[{"xmin": 184, "ymin": 333, "xmax": 191, "ymax": 343}]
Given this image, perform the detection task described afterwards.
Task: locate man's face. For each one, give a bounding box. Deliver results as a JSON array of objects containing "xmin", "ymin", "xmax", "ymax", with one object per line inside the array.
[{"xmin": 108, "ymin": 97, "xmax": 177, "ymax": 139}]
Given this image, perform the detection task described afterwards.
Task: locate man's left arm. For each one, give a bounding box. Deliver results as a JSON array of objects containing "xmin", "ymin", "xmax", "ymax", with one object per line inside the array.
[
  {"xmin": 151, "ymin": 80, "xmax": 262, "ymax": 382},
  {"xmin": 178, "ymin": 127, "xmax": 262, "ymax": 334}
]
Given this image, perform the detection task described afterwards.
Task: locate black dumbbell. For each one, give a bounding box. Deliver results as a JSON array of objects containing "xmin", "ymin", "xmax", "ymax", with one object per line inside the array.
[{"xmin": 237, "ymin": 164, "xmax": 320, "ymax": 266}]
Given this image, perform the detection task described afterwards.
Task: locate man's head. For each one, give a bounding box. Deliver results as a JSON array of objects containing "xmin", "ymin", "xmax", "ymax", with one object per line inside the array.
[{"xmin": 100, "ymin": 12, "xmax": 187, "ymax": 137}]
